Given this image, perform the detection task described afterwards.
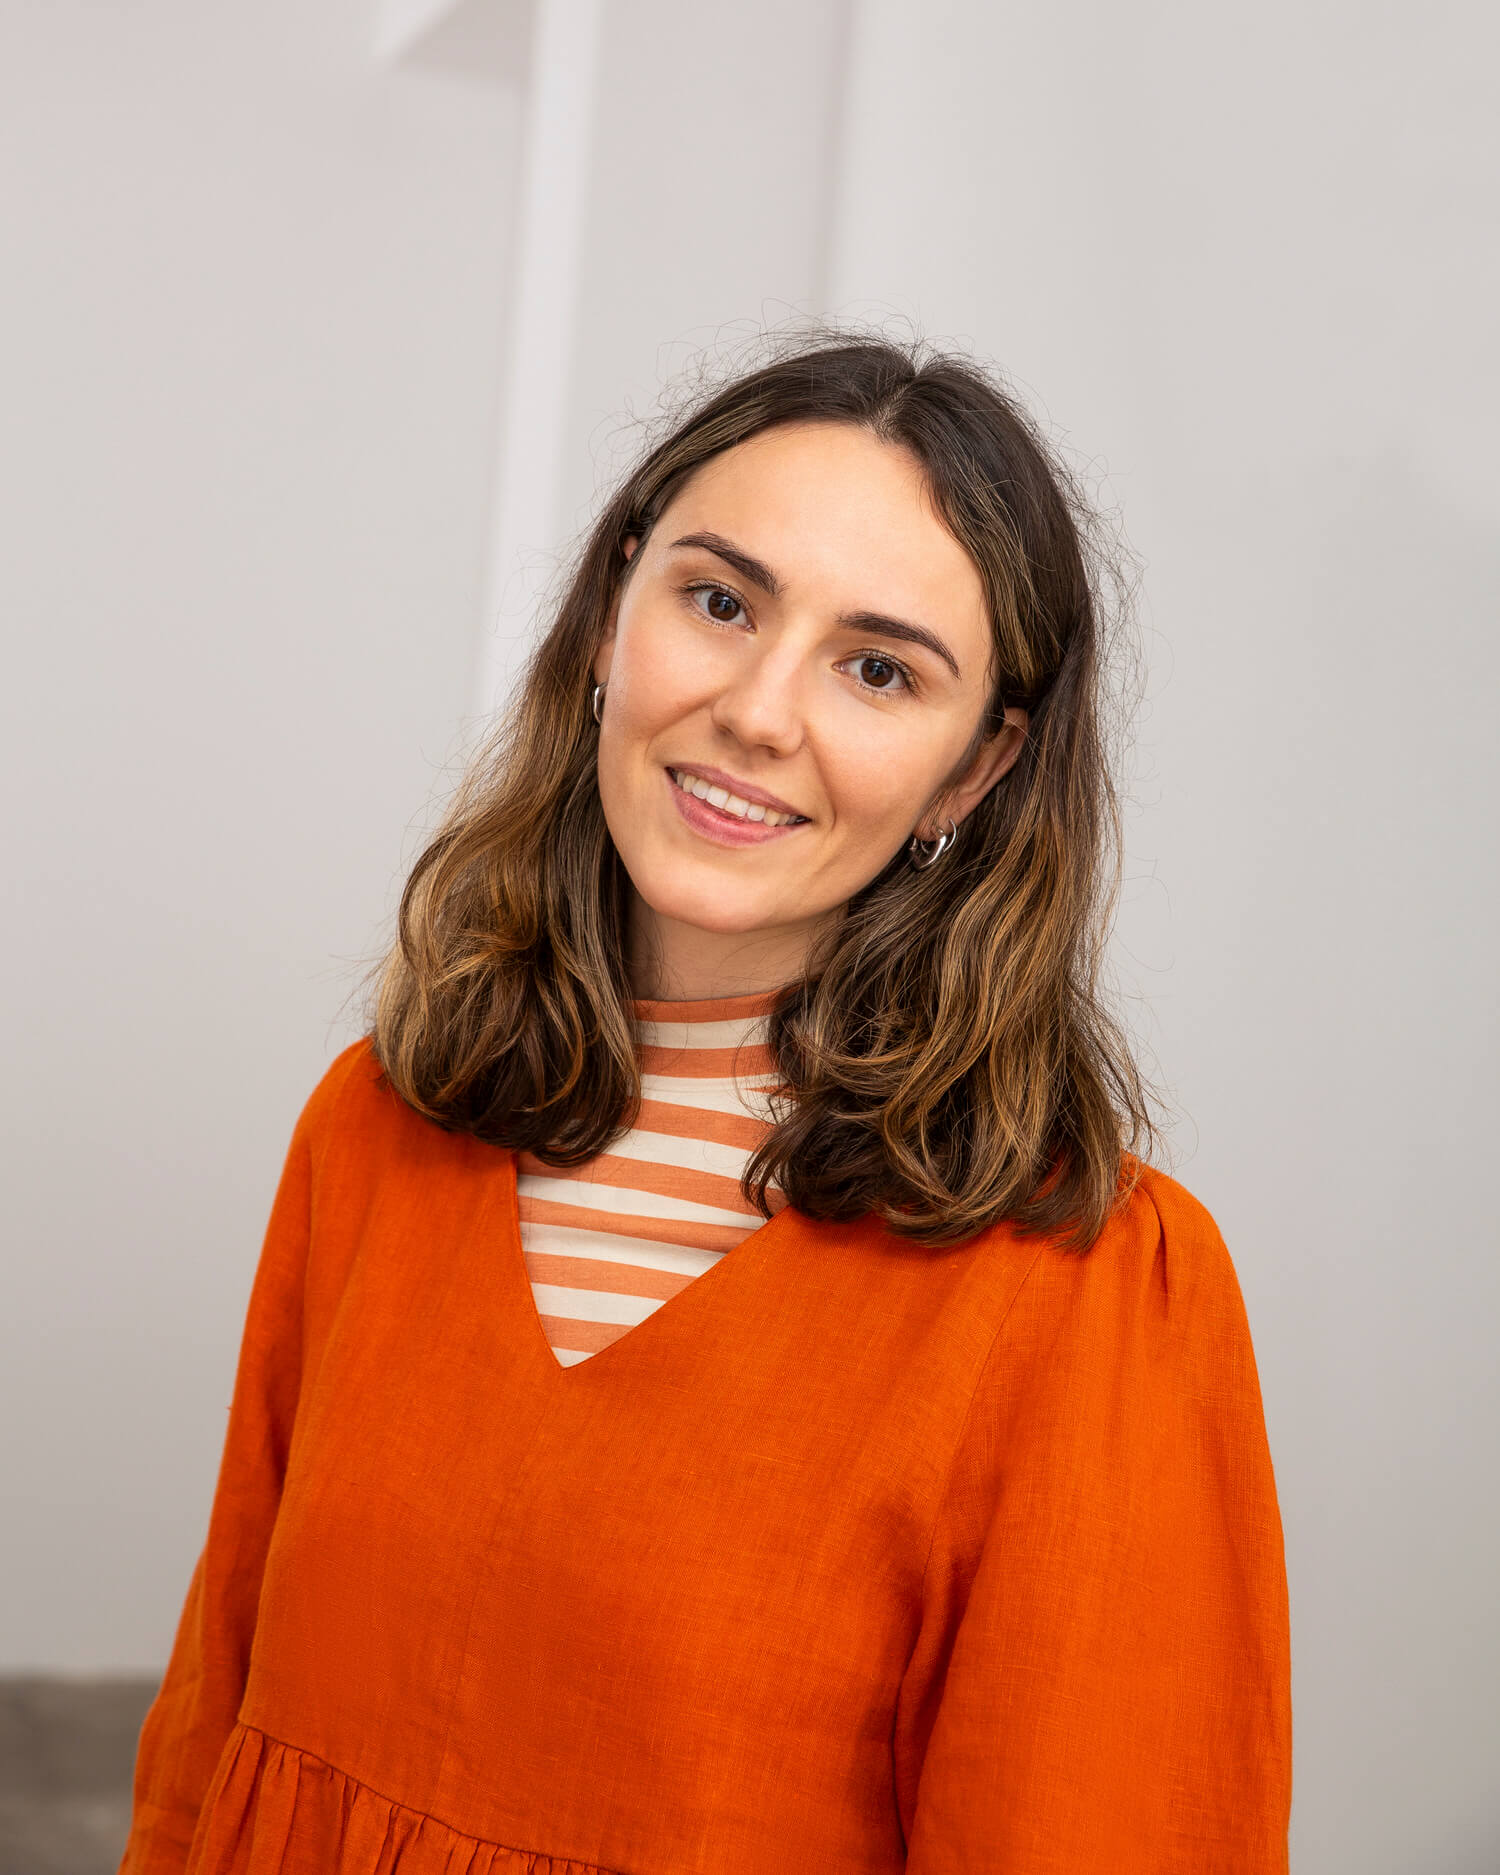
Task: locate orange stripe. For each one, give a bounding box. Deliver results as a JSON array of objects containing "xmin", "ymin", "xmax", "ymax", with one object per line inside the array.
[
  {"xmin": 523, "ymin": 1249, "xmax": 697, "ymax": 1300},
  {"xmin": 631, "ymin": 987, "xmax": 788, "ymax": 1023},
  {"xmin": 518, "ymin": 1194, "xmax": 759, "ymax": 1254},
  {"xmin": 536, "ymin": 1313, "xmax": 638, "ymax": 1354},
  {"xmin": 517, "ymin": 1149, "xmax": 764, "ymax": 1217},
  {"xmin": 633, "ymin": 1097, "xmax": 775, "ymax": 1151}
]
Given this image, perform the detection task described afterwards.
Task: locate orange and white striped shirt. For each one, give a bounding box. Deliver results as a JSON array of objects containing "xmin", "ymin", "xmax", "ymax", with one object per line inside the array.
[{"xmin": 515, "ymin": 985, "xmax": 792, "ymax": 1366}]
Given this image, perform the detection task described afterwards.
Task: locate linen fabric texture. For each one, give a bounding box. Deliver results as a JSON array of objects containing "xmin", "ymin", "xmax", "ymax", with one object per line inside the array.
[{"xmin": 120, "ymin": 1042, "xmax": 1292, "ymax": 1874}]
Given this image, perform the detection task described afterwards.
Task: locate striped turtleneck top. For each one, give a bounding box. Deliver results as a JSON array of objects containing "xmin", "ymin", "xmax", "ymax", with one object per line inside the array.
[{"xmin": 515, "ymin": 985, "xmax": 791, "ymax": 1367}]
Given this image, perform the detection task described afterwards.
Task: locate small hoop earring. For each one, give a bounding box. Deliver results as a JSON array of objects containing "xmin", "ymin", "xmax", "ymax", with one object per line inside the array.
[
  {"xmin": 591, "ymin": 681, "xmax": 606, "ymax": 725},
  {"xmin": 909, "ymin": 816, "xmax": 958, "ymax": 870}
]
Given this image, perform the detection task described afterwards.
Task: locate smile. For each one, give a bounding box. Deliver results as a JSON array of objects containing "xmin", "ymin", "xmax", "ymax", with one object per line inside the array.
[
  {"xmin": 664, "ymin": 767, "xmax": 811, "ymax": 848},
  {"xmin": 668, "ymin": 768, "xmax": 808, "ymax": 827}
]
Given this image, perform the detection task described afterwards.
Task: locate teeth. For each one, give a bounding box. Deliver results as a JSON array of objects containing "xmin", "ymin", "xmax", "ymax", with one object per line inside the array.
[{"xmin": 671, "ymin": 769, "xmax": 802, "ymax": 827}]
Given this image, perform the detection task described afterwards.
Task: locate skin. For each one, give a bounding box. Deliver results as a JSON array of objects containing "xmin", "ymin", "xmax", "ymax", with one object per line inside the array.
[{"xmin": 592, "ymin": 419, "xmax": 1030, "ymax": 1002}]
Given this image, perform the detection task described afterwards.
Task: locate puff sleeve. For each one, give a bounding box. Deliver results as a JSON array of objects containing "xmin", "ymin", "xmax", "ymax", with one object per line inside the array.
[
  {"xmin": 118, "ymin": 1047, "xmax": 360, "ymax": 1874},
  {"xmin": 894, "ymin": 1169, "xmax": 1293, "ymax": 1873}
]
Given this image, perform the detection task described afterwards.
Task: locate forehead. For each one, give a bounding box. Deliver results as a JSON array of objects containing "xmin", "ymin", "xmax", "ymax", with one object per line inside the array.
[{"xmin": 654, "ymin": 420, "xmax": 988, "ymax": 646}]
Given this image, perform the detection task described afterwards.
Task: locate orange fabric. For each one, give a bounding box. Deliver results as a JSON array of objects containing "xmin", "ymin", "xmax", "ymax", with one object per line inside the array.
[{"xmin": 120, "ymin": 1041, "xmax": 1292, "ymax": 1874}]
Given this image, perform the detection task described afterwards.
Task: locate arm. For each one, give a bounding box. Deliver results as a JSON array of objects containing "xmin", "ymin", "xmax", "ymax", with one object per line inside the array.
[
  {"xmin": 895, "ymin": 1170, "xmax": 1292, "ymax": 1873},
  {"xmin": 118, "ymin": 1047, "xmax": 362, "ymax": 1874}
]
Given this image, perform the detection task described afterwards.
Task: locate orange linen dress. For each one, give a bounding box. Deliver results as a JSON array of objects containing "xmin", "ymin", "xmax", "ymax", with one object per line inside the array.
[{"xmin": 121, "ymin": 1040, "xmax": 1292, "ymax": 1875}]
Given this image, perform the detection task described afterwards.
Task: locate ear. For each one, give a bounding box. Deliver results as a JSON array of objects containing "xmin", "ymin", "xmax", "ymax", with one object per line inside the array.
[
  {"xmin": 918, "ymin": 705, "xmax": 1030, "ymax": 838},
  {"xmin": 594, "ymin": 538, "xmax": 638, "ymax": 687}
]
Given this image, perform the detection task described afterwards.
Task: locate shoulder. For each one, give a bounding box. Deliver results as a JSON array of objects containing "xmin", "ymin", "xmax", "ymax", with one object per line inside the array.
[
  {"xmin": 998, "ymin": 1158, "xmax": 1253, "ymax": 1355},
  {"xmin": 287, "ymin": 1035, "xmax": 512, "ymax": 1225},
  {"xmin": 288, "ymin": 1036, "xmax": 440, "ymax": 1177},
  {"xmin": 288, "ymin": 1036, "xmax": 384, "ymax": 1153},
  {"xmin": 278, "ymin": 1039, "xmax": 490, "ymax": 1332},
  {"xmin": 1122, "ymin": 1159, "xmax": 1254, "ymax": 1336},
  {"xmin": 1114, "ymin": 1157, "xmax": 1240, "ymax": 1300}
]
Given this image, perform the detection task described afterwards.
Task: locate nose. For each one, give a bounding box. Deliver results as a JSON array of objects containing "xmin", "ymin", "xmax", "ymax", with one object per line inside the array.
[{"xmin": 708, "ymin": 637, "xmax": 808, "ymax": 759}]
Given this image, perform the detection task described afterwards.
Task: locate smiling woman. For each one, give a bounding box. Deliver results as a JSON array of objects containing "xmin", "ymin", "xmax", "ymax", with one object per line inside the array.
[
  {"xmin": 375, "ymin": 338, "xmax": 1141, "ymax": 1252},
  {"xmin": 120, "ymin": 332, "xmax": 1291, "ymax": 1875}
]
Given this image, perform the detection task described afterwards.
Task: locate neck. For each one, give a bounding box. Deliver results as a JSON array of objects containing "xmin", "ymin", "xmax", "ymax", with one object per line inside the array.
[{"xmin": 625, "ymin": 897, "xmax": 830, "ymax": 1002}]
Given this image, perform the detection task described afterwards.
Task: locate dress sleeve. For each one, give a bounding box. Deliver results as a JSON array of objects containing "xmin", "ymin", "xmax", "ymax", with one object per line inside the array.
[
  {"xmin": 895, "ymin": 1170, "xmax": 1292, "ymax": 1873},
  {"xmin": 118, "ymin": 1048, "xmax": 361, "ymax": 1875}
]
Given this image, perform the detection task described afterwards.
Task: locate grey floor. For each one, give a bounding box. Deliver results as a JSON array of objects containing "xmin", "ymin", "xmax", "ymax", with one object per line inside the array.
[{"xmin": 0, "ymin": 1679, "xmax": 158, "ymax": 1875}]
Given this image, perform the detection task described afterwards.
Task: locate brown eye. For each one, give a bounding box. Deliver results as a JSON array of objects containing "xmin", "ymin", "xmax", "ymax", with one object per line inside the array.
[
  {"xmin": 692, "ymin": 586, "xmax": 745, "ymax": 625},
  {"xmin": 845, "ymin": 653, "xmax": 915, "ymax": 697}
]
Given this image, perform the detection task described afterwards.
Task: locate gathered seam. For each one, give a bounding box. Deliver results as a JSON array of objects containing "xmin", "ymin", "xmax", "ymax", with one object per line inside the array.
[{"xmin": 226, "ymin": 1724, "xmax": 631, "ymax": 1875}]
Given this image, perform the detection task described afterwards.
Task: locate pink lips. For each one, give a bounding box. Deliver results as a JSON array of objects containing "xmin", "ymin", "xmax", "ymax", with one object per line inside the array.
[{"xmin": 665, "ymin": 768, "xmax": 809, "ymax": 848}]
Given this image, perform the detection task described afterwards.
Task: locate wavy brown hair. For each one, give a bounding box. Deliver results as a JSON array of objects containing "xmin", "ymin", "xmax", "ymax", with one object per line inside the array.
[{"xmin": 372, "ymin": 329, "xmax": 1158, "ymax": 1252}]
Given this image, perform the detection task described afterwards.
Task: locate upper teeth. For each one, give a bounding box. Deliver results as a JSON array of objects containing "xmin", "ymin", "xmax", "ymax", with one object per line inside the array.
[{"xmin": 670, "ymin": 769, "xmax": 803, "ymax": 827}]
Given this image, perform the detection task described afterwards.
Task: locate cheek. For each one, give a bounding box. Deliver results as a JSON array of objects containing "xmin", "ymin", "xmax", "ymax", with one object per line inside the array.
[
  {"xmin": 608, "ymin": 605, "xmax": 706, "ymax": 736},
  {"xmin": 820, "ymin": 732, "xmax": 937, "ymax": 834}
]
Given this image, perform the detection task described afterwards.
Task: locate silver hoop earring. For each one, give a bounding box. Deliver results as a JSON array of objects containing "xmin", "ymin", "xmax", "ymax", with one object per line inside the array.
[
  {"xmin": 909, "ymin": 816, "xmax": 957, "ymax": 870},
  {"xmin": 591, "ymin": 682, "xmax": 606, "ymax": 725}
]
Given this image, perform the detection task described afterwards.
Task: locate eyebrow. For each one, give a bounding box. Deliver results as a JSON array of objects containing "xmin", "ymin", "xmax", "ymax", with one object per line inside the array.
[{"xmin": 667, "ymin": 530, "xmax": 964, "ymax": 682}]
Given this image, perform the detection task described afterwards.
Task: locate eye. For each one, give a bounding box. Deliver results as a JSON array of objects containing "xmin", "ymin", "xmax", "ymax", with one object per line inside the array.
[
  {"xmin": 683, "ymin": 581, "xmax": 917, "ymax": 699},
  {"xmin": 687, "ymin": 583, "xmax": 746, "ymax": 626},
  {"xmin": 843, "ymin": 651, "xmax": 916, "ymax": 698}
]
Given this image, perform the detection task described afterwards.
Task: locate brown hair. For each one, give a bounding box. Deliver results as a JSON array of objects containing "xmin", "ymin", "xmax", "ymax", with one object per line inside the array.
[{"xmin": 372, "ymin": 328, "xmax": 1158, "ymax": 1252}]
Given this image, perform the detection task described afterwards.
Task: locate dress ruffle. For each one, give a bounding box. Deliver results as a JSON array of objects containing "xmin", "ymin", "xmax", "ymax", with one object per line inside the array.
[{"xmin": 186, "ymin": 1725, "xmax": 621, "ymax": 1875}]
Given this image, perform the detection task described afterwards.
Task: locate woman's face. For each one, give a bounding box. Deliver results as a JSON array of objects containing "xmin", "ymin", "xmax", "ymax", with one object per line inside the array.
[{"xmin": 593, "ymin": 420, "xmax": 1029, "ymax": 1000}]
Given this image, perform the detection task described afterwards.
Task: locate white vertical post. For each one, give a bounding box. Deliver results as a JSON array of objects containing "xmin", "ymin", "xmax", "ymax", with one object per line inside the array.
[{"xmin": 476, "ymin": 0, "xmax": 605, "ymax": 718}]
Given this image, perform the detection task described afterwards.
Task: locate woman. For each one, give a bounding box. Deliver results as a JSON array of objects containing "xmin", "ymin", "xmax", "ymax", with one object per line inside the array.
[{"xmin": 121, "ymin": 333, "xmax": 1292, "ymax": 1873}]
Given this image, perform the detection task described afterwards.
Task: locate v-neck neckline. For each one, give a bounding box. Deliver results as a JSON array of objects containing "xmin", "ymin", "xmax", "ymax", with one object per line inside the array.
[
  {"xmin": 499, "ymin": 1142, "xmax": 796, "ymax": 1381},
  {"xmin": 500, "ymin": 981, "xmax": 797, "ymax": 1378}
]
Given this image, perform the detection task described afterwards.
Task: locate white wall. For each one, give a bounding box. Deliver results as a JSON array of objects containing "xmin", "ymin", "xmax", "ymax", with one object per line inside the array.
[
  {"xmin": 830, "ymin": 3, "xmax": 1498, "ymax": 1870},
  {"xmin": 0, "ymin": 2, "xmax": 517, "ymax": 1668},
  {"xmin": 4, "ymin": 3, "xmax": 1496, "ymax": 1868}
]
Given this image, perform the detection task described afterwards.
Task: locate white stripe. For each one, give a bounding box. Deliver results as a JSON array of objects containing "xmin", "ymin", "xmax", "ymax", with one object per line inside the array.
[
  {"xmin": 520, "ymin": 1221, "xmax": 725, "ymax": 1278},
  {"xmin": 530, "ymin": 1281, "xmax": 661, "ymax": 1326},
  {"xmin": 516, "ymin": 1172, "xmax": 756, "ymax": 1230},
  {"xmin": 635, "ymin": 1014, "xmax": 771, "ymax": 1051},
  {"xmin": 603, "ymin": 1126, "xmax": 760, "ymax": 1181},
  {"xmin": 552, "ymin": 1347, "xmax": 593, "ymax": 1367},
  {"xmin": 639, "ymin": 1073, "xmax": 784, "ymax": 1123}
]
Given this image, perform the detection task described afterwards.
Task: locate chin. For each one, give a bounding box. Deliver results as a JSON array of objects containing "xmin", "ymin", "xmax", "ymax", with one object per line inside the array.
[{"xmin": 643, "ymin": 885, "xmax": 787, "ymax": 936}]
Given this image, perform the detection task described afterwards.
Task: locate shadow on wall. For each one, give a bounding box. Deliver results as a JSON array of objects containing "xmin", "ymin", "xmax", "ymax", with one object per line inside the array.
[{"xmin": 0, "ymin": 1678, "xmax": 158, "ymax": 1875}]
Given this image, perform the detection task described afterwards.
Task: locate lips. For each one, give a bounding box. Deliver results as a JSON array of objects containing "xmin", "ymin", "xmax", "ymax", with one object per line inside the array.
[
  {"xmin": 667, "ymin": 767, "xmax": 806, "ymax": 827},
  {"xmin": 664, "ymin": 763, "xmax": 808, "ymax": 822},
  {"xmin": 664, "ymin": 767, "xmax": 809, "ymax": 847}
]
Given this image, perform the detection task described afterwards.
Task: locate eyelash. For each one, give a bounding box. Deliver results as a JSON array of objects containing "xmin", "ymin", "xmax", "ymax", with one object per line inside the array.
[{"xmin": 681, "ymin": 581, "xmax": 919, "ymax": 699}]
